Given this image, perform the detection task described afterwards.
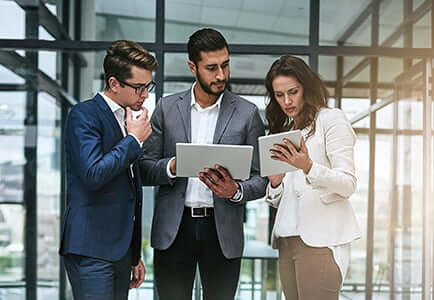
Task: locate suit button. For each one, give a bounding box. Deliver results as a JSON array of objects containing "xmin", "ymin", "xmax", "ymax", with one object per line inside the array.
[
  {"xmin": 133, "ymin": 216, "xmax": 136, "ymax": 221},
  {"xmin": 295, "ymin": 191, "xmax": 301, "ymax": 198}
]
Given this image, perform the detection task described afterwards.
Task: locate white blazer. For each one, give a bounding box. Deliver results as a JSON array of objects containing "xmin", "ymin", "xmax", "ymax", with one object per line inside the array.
[{"xmin": 266, "ymin": 108, "xmax": 361, "ymax": 249}]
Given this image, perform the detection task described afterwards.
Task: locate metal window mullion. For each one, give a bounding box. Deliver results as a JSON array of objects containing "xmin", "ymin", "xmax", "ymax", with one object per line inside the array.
[
  {"xmin": 59, "ymin": 0, "xmax": 70, "ymax": 299},
  {"xmin": 422, "ymin": 59, "xmax": 433, "ymax": 300},
  {"xmin": 4, "ymin": 39, "xmax": 434, "ymax": 58},
  {"xmin": 431, "ymin": 5, "xmax": 434, "ymax": 297},
  {"xmin": 365, "ymin": 1, "xmax": 379, "ymax": 299},
  {"xmin": 388, "ymin": 82, "xmax": 399, "ymax": 300},
  {"xmin": 154, "ymin": 2, "xmax": 165, "ymax": 299},
  {"xmin": 336, "ymin": 51, "xmax": 343, "ymax": 109},
  {"xmin": 72, "ymin": 0, "xmax": 82, "ymax": 100},
  {"xmin": 0, "ymin": 84, "xmax": 29, "ymax": 91},
  {"xmin": 308, "ymin": 0, "xmax": 319, "ymax": 72},
  {"xmin": 401, "ymin": 4, "xmax": 414, "ymax": 299},
  {"xmin": 59, "ymin": 103, "xmax": 68, "ymax": 300},
  {"xmin": 431, "ymin": 57, "xmax": 434, "ymax": 300},
  {"xmin": 155, "ymin": 0, "xmax": 165, "ymax": 103},
  {"xmin": 24, "ymin": 5, "xmax": 39, "ymax": 300},
  {"xmin": 365, "ymin": 57, "xmax": 377, "ymax": 300}
]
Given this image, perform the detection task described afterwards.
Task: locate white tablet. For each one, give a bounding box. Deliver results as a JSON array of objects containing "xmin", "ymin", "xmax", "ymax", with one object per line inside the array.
[
  {"xmin": 258, "ymin": 130, "xmax": 302, "ymax": 177},
  {"xmin": 176, "ymin": 143, "xmax": 253, "ymax": 180}
]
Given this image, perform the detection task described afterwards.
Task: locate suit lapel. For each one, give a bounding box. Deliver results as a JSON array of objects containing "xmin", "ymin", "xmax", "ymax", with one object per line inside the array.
[
  {"xmin": 176, "ymin": 90, "xmax": 192, "ymax": 143},
  {"xmin": 94, "ymin": 93, "xmax": 123, "ymax": 141},
  {"xmin": 95, "ymin": 93, "xmax": 135, "ymax": 188},
  {"xmin": 213, "ymin": 91, "xmax": 236, "ymax": 144}
]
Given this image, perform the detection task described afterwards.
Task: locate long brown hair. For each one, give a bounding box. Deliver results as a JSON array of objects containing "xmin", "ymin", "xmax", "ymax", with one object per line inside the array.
[{"xmin": 265, "ymin": 55, "xmax": 328, "ymax": 138}]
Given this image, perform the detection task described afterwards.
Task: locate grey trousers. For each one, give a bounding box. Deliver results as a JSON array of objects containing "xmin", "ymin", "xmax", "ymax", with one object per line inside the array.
[{"xmin": 278, "ymin": 236, "xmax": 342, "ymax": 300}]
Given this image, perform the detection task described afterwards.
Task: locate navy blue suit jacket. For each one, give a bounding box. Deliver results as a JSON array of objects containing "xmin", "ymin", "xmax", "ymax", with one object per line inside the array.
[{"xmin": 60, "ymin": 94, "xmax": 143, "ymax": 265}]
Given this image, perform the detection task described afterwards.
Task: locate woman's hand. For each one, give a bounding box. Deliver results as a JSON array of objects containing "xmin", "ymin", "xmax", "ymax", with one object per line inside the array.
[
  {"xmin": 268, "ymin": 173, "xmax": 285, "ymax": 188},
  {"xmin": 270, "ymin": 136, "xmax": 313, "ymax": 174}
]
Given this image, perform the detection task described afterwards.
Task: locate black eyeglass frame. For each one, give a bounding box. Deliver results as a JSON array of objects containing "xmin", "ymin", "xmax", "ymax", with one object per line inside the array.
[{"xmin": 116, "ymin": 77, "xmax": 156, "ymax": 94}]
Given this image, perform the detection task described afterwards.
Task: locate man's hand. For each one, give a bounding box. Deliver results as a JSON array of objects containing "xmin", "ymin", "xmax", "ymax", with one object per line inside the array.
[
  {"xmin": 169, "ymin": 158, "xmax": 176, "ymax": 175},
  {"xmin": 199, "ymin": 165, "xmax": 238, "ymax": 198},
  {"xmin": 268, "ymin": 173, "xmax": 285, "ymax": 188},
  {"xmin": 129, "ymin": 260, "xmax": 146, "ymax": 289},
  {"xmin": 125, "ymin": 107, "xmax": 152, "ymax": 143}
]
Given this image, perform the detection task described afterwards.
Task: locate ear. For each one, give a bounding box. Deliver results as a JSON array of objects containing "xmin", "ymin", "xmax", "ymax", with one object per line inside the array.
[
  {"xmin": 107, "ymin": 76, "xmax": 120, "ymax": 93},
  {"xmin": 187, "ymin": 60, "xmax": 197, "ymax": 75}
]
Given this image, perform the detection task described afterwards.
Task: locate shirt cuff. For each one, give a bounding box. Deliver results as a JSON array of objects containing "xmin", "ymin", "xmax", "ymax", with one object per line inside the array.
[
  {"xmin": 229, "ymin": 182, "xmax": 244, "ymax": 203},
  {"xmin": 305, "ymin": 161, "xmax": 320, "ymax": 185},
  {"xmin": 265, "ymin": 182, "xmax": 283, "ymax": 208},
  {"xmin": 128, "ymin": 133, "xmax": 143, "ymax": 148},
  {"xmin": 166, "ymin": 157, "xmax": 176, "ymax": 178},
  {"xmin": 268, "ymin": 181, "xmax": 283, "ymax": 198}
]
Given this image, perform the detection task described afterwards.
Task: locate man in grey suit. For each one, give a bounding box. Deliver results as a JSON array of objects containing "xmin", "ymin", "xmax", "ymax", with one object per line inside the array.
[{"xmin": 139, "ymin": 28, "xmax": 267, "ymax": 300}]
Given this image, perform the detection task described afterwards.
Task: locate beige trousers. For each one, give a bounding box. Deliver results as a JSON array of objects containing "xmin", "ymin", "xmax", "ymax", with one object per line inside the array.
[{"xmin": 278, "ymin": 236, "xmax": 342, "ymax": 300}]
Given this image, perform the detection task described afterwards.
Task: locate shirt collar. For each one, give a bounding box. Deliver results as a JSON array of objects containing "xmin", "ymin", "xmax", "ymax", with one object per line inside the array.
[
  {"xmin": 190, "ymin": 82, "xmax": 223, "ymax": 111},
  {"xmin": 99, "ymin": 92, "xmax": 124, "ymax": 117}
]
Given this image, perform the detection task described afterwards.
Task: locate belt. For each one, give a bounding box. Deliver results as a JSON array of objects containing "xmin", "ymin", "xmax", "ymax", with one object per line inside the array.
[{"xmin": 185, "ymin": 206, "xmax": 214, "ymax": 218}]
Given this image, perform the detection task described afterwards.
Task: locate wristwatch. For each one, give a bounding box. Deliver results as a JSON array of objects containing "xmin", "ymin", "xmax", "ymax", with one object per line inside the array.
[{"xmin": 231, "ymin": 183, "xmax": 243, "ymax": 201}]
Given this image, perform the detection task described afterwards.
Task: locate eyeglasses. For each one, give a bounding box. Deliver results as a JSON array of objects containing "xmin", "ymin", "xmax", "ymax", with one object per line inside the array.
[{"xmin": 117, "ymin": 78, "xmax": 156, "ymax": 94}]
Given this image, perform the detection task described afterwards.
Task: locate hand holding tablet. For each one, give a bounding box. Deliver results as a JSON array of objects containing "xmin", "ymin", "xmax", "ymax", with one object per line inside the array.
[
  {"xmin": 175, "ymin": 130, "xmax": 304, "ymax": 180},
  {"xmin": 175, "ymin": 143, "xmax": 253, "ymax": 180},
  {"xmin": 258, "ymin": 130, "xmax": 302, "ymax": 177}
]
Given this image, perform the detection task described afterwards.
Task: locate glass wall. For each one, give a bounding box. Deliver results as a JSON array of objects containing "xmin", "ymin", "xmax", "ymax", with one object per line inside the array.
[
  {"xmin": 0, "ymin": 89, "xmax": 26, "ymax": 295},
  {"xmin": 87, "ymin": 0, "xmax": 156, "ymax": 42},
  {"xmin": 36, "ymin": 92, "xmax": 61, "ymax": 298},
  {"xmin": 165, "ymin": 0, "xmax": 309, "ymax": 44}
]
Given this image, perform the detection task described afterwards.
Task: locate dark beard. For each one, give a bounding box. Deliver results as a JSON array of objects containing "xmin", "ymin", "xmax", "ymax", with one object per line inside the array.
[{"xmin": 196, "ymin": 69, "xmax": 227, "ymax": 97}]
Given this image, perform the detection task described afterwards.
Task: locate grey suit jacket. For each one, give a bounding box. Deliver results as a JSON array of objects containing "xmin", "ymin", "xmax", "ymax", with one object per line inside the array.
[{"xmin": 139, "ymin": 88, "xmax": 267, "ymax": 259}]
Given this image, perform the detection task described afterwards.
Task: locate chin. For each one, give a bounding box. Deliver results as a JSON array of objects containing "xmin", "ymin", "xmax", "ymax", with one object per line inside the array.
[
  {"xmin": 212, "ymin": 87, "xmax": 225, "ymax": 95},
  {"xmin": 130, "ymin": 106, "xmax": 142, "ymax": 111},
  {"xmin": 131, "ymin": 103, "xmax": 143, "ymax": 111},
  {"xmin": 285, "ymin": 112, "xmax": 296, "ymax": 119}
]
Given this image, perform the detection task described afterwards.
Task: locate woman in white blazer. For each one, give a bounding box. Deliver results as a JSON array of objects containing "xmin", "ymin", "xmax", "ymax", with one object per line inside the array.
[{"xmin": 264, "ymin": 55, "xmax": 360, "ymax": 300}]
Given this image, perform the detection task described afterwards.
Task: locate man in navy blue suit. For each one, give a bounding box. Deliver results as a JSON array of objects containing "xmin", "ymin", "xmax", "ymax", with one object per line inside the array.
[{"xmin": 60, "ymin": 40, "xmax": 158, "ymax": 300}]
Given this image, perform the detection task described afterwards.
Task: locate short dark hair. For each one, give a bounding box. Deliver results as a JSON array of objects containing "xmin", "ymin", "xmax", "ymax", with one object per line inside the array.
[
  {"xmin": 103, "ymin": 40, "xmax": 158, "ymax": 88},
  {"xmin": 187, "ymin": 28, "xmax": 229, "ymax": 64},
  {"xmin": 265, "ymin": 55, "xmax": 328, "ymax": 137}
]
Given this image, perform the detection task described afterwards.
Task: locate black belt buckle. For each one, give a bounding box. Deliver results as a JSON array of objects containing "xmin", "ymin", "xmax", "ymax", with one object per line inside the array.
[{"xmin": 191, "ymin": 207, "xmax": 212, "ymax": 217}]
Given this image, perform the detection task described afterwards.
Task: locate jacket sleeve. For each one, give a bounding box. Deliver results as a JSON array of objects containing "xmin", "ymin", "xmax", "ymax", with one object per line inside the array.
[
  {"xmin": 66, "ymin": 106, "xmax": 142, "ymax": 191},
  {"xmin": 138, "ymin": 98, "xmax": 175, "ymax": 186},
  {"xmin": 236, "ymin": 106, "xmax": 268, "ymax": 204},
  {"xmin": 305, "ymin": 109, "xmax": 357, "ymax": 199}
]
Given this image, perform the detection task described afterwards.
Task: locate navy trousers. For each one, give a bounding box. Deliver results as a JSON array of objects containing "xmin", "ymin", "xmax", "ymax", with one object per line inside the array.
[
  {"xmin": 154, "ymin": 210, "xmax": 241, "ymax": 300},
  {"xmin": 63, "ymin": 248, "xmax": 132, "ymax": 300}
]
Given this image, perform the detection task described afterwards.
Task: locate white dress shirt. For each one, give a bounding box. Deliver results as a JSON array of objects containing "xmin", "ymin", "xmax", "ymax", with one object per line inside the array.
[
  {"xmin": 175, "ymin": 84, "xmax": 223, "ymax": 207},
  {"xmin": 265, "ymin": 108, "xmax": 360, "ymax": 283},
  {"xmin": 166, "ymin": 84, "xmax": 245, "ymax": 207}
]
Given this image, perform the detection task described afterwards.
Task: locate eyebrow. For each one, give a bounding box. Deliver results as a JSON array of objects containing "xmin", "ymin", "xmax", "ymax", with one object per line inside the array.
[
  {"xmin": 206, "ymin": 59, "xmax": 230, "ymax": 67},
  {"xmin": 128, "ymin": 79, "xmax": 152, "ymax": 86},
  {"xmin": 275, "ymin": 85, "xmax": 299, "ymax": 92}
]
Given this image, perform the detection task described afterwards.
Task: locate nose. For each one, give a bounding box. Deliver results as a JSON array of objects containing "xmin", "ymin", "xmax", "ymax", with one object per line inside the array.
[
  {"xmin": 216, "ymin": 66, "xmax": 225, "ymax": 81},
  {"xmin": 284, "ymin": 94, "xmax": 292, "ymax": 105},
  {"xmin": 140, "ymin": 89, "xmax": 149, "ymax": 100}
]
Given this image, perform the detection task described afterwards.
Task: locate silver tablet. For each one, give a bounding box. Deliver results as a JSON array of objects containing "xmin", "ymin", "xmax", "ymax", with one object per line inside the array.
[
  {"xmin": 258, "ymin": 130, "xmax": 302, "ymax": 177},
  {"xmin": 176, "ymin": 143, "xmax": 253, "ymax": 180}
]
